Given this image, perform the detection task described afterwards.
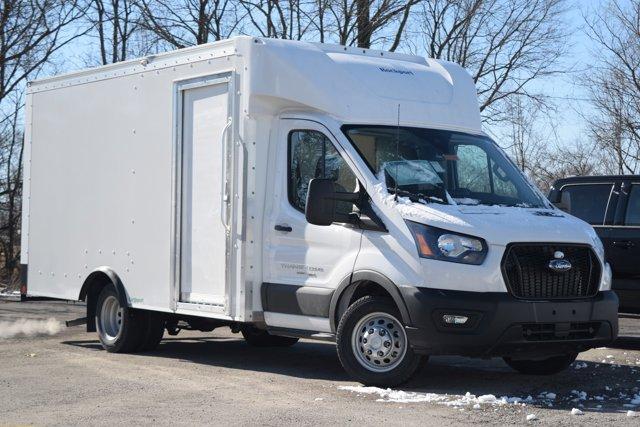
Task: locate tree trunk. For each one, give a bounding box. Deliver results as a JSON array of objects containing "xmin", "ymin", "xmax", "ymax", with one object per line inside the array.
[{"xmin": 356, "ymin": 0, "xmax": 371, "ymax": 48}]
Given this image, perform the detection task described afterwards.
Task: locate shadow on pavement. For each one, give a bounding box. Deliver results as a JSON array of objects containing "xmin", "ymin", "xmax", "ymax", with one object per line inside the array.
[
  {"xmin": 611, "ymin": 336, "xmax": 640, "ymax": 350},
  {"xmin": 63, "ymin": 334, "xmax": 640, "ymax": 414},
  {"xmin": 63, "ymin": 336, "xmax": 348, "ymax": 381}
]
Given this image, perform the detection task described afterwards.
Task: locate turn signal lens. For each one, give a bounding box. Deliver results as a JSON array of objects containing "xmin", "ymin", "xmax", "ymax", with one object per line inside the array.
[{"xmin": 415, "ymin": 233, "xmax": 434, "ymax": 257}]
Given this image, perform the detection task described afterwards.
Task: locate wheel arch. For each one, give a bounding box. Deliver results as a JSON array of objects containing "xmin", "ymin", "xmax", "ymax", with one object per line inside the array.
[
  {"xmin": 79, "ymin": 267, "xmax": 129, "ymax": 332},
  {"xmin": 329, "ymin": 270, "xmax": 412, "ymax": 333}
]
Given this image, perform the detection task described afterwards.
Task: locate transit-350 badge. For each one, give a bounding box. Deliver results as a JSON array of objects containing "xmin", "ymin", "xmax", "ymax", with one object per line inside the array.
[{"xmin": 548, "ymin": 251, "xmax": 572, "ymax": 273}]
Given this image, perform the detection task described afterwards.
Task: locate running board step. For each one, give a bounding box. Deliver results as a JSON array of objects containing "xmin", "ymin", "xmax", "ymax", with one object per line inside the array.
[{"xmin": 267, "ymin": 327, "xmax": 336, "ymax": 341}]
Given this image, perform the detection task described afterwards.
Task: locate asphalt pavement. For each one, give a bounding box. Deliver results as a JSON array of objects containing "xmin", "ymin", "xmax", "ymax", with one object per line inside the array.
[{"xmin": 1, "ymin": 298, "xmax": 640, "ymax": 426}]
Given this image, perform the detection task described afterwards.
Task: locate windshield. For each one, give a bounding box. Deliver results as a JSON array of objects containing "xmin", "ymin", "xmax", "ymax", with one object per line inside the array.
[{"xmin": 342, "ymin": 125, "xmax": 547, "ymax": 208}]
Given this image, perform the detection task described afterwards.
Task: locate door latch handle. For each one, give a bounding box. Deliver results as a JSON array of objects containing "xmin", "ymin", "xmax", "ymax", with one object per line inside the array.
[
  {"xmin": 274, "ymin": 224, "xmax": 293, "ymax": 232},
  {"xmin": 613, "ymin": 240, "xmax": 635, "ymax": 249}
]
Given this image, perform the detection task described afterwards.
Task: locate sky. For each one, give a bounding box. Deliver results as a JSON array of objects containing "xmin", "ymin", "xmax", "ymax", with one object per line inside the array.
[
  {"xmin": 521, "ymin": 0, "xmax": 606, "ymax": 148},
  {"xmin": 39, "ymin": 0, "xmax": 608, "ymax": 151}
]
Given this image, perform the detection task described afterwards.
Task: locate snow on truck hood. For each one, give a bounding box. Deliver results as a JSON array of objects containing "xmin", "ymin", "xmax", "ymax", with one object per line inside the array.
[{"xmin": 372, "ymin": 184, "xmax": 595, "ymax": 247}]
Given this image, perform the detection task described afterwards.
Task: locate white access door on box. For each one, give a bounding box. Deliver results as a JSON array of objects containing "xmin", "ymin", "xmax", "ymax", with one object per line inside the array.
[{"xmin": 179, "ymin": 77, "xmax": 232, "ymax": 307}]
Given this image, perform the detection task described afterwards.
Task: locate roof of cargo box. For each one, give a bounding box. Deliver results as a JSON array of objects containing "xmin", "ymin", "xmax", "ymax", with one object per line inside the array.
[
  {"xmin": 28, "ymin": 36, "xmax": 482, "ymax": 134},
  {"xmin": 246, "ymin": 38, "xmax": 483, "ymax": 134}
]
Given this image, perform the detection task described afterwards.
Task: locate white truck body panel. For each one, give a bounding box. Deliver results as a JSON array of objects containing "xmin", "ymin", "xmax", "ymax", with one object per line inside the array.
[{"xmin": 24, "ymin": 39, "xmax": 244, "ymax": 319}]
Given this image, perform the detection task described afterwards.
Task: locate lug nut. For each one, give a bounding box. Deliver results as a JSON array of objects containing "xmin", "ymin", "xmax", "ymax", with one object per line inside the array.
[
  {"xmin": 379, "ymin": 330, "xmax": 386, "ymax": 336},
  {"xmin": 377, "ymin": 351, "xmax": 384, "ymax": 357},
  {"xmin": 383, "ymin": 341, "xmax": 391, "ymax": 348}
]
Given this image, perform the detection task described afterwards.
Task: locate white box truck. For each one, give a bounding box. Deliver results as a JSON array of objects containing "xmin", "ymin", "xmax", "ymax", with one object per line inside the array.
[{"xmin": 21, "ymin": 36, "xmax": 618, "ymax": 386}]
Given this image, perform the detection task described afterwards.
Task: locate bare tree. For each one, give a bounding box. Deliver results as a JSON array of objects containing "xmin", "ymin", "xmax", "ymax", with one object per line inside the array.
[
  {"xmin": 583, "ymin": 0, "xmax": 640, "ymax": 174},
  {"xmin": 0, "ymin": 94, "xmax": 23, "ymax": 287},
  {"xmin": 416, "ymin": 0, "xmax": 569, "ymax": 124},
  {"xmin": 494, "ymin": 95, "xmax": 567, "ymax": 191},
  {"xmin": 0, "ymin": 0, "xmax": 87, "ymax": 104},
  {"xmin": 325, "ymin": 0, "xmax": 420, "ymax": 48},
  {"xmin": 238, "ymin": 0, "xmax": 307, "ymax": 39},
  {"xmin": 86, "ymin": 0, "xmax": 144, "ymax": 65},
  {"xmin": 139, "ymin": 0, "xmax": 243, "ymax": 48},
  {"xmin": 501, "ymin": 96, "xmax": 547, "ymax": 174},
  {"xmin": 535, "ymin": 140, "xmax": 606, "ymax": 192}
]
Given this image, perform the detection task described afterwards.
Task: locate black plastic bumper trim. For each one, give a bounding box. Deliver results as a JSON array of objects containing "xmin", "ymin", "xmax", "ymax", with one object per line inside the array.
[
  {"xmin": 400, "ymin": 287, "xmax": 619, "ymax": 358},
  {"xmin": 261, "ymin": 283, "xmax": 334, "ymax": 317}
]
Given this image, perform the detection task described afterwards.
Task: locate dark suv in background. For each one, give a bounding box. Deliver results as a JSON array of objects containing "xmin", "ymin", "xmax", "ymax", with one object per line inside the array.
[{"xmin": 549, "ymin": 176, "xmax": 640, "ymax": 314}]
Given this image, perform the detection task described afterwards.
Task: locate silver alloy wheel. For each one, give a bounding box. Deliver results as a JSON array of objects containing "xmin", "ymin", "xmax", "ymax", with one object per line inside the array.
[
  {"xmin": 99, "ymin": 295, "xmax": 123, "ymax": 344},
  {"xmin": 351, "ymin": 312, "xmax": 407, "ymax": 372}
]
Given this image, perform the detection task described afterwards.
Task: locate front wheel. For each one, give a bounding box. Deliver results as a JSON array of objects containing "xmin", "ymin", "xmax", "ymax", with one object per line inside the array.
[
  {"xmin": 336, "ymin": 296, "xmax": 426, "ymax": 387},
  {"xmin": 503, "ymin": 353, "xmax": 578, "ymax": 375}
]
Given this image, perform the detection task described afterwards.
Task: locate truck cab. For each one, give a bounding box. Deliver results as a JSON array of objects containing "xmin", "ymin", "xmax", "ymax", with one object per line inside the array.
[
  {"xmin": 549, "ymin": 176, "xmax": 640, "ymax": 314},
  {"xmin": 268, "ymin": 113, "xmax": 618, "ymax": 385}
]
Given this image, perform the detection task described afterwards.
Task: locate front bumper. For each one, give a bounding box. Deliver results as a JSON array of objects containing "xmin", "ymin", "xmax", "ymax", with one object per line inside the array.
[{"xmin": 400, "ymin": 287, "xmax": 619, "ymax": 359}]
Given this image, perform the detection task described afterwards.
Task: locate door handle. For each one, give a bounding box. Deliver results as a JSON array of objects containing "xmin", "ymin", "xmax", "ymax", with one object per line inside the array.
[
  {"xmin": 613, "ymin": 240, "xmax": 635, "ymax": 249},
  {"xmin": 220, "ymin": 118, "xmax": 233, "ymax": 231},
  {"xmin": 274, "ymin": 224, "xmax": 292, "ymax": 232}
]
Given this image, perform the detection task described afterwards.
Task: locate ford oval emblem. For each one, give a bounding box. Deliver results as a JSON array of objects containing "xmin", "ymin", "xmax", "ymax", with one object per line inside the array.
[{"xmin": 548, "ymin": 258, "xmax": 572, "ymax": 273}]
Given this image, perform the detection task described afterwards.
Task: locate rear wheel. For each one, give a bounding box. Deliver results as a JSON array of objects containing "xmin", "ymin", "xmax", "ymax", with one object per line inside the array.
[
  {"xmin": 95, "ymin": 284, "xmax": 144, "ymax": 353},
  {"xmin": 503, "ymin": 353, "xmax": 578, "ymax": 375},
  {"xmin": 336, "ymin": 296, "xmax": 425, "ymax": 387},
  {"xmin": 241, "ymin": 325, "xmax": 299, "ymax": 347}
]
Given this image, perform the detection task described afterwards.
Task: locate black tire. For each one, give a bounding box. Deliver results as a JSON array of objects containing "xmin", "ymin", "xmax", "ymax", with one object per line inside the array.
[
  {"xmin": 137, "ymin": 311, "xmax": 165, "ymax": 352},
  {"xmin": 241, "ymin": 325, "xmax": 299, "ymax": 347},
  {"xmin": 95, "ymin": 284, "xmax": 144, "ymax": 353},
  {"xmin": 336, "ymin": 296, "xmax": 426, "ymax": 387},
  {"xmin": 503, "ymin": 353, "xmax": 578, "ymax": 375}
]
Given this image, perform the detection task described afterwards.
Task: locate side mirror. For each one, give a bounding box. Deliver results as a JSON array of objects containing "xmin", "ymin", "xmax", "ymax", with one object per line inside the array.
[{"xmin": 305, "ymin": 178, "xmax": 337, "ymax": 226}]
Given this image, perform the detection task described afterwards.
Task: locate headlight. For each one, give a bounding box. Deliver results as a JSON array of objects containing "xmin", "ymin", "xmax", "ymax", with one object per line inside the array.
[{"xmin": 406, "ymin": 221, "xmax": 488, "ymax": 265}]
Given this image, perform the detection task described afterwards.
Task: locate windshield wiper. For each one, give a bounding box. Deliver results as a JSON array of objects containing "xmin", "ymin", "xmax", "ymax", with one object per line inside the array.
[{"xmin": 388, "ymin": 187, "xmax": 448, "ymax": 205}]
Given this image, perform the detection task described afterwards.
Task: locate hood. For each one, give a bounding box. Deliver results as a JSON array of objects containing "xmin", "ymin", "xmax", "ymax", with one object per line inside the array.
[{"xmin": 372, "ymin": 185, "xmax": 596, "ymax": 247}]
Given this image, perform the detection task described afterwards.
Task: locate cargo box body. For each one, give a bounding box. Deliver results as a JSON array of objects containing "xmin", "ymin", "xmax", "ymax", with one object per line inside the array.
[{"xmin": 23, "ymin": 39, "xmax": 247, "ymax": 320}]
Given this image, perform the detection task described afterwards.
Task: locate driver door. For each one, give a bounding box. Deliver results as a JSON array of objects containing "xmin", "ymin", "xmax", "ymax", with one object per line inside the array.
[{"xmin": 263, "ymin": 119, "xmax": 363, "ymax": 330}]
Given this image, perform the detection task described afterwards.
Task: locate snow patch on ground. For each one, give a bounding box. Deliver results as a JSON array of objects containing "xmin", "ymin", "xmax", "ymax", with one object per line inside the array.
[
  {"xmin": 0, "ymin": 318, "xmax": 63, "ymax": 339},
  {"xmin": 338, "ymin": 386, "xmax": 531, "ymax": 407}
]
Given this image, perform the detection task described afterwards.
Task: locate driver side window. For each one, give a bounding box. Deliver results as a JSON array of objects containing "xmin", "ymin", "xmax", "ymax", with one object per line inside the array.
[
  {"xmin": 288, "ymin": 130, "xmax": 357, "ymax": 213},
  {"xmin": 456, "ymin": 145, "xmax": 491, "ymax": 193},
  {"xmin": 456, "ymin": 144, "xmax": 518, "ymax": 199}
]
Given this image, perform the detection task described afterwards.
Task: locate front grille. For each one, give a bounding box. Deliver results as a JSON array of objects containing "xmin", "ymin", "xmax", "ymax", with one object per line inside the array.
[
  {"xmin": 521, "ymin": 322, "xmax": 601, "ymax": 341},
  {"xmin": 502, "ymin": 244, "xmax": 600, "ymax": 300}
]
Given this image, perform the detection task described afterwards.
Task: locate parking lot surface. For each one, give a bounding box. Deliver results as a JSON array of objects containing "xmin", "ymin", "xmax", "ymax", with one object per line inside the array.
[{"xmin": 1, "ymin": 299, "xmax": 640, "ymax": 426}]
